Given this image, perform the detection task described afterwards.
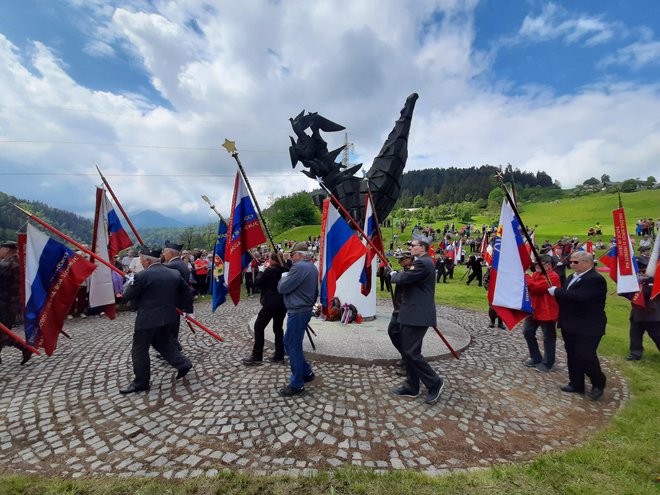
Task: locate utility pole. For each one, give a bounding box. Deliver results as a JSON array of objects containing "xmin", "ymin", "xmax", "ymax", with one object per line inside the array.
[{"xmin": 342, "ymin": 132, "xmax": 354, "ymax": 168}]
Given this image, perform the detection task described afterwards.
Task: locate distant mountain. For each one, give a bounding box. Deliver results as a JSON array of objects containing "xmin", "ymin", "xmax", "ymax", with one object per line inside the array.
[{"xmin": 132, "ymin": 210, "xmax": 186, "ymax": 228}]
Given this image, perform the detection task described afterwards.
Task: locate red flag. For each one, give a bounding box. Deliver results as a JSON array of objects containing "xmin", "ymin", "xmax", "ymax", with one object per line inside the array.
[
  {"xmin": 224, "ymin": 172, "xmax": 266, "ymax": 305},
  {"xmin": 24, "ymin": 224, "xmax": 96, "ymax": 355}
]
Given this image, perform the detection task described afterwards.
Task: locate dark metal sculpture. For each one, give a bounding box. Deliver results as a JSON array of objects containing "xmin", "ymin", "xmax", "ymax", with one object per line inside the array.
[{"xmin": 289, "ymin": 93, "xmax": 418, "ymax": 226}]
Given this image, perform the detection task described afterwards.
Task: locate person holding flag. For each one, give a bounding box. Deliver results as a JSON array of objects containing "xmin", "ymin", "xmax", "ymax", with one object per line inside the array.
[
  {"xmin": 548, "ymin": 251, "xmax": 608, "ymax": 401},
  {"xmin": 277, "ymin": 242, "xmax": 319, "ymax": 397},
  {"xmin": 390, "ymin": 233, "xmax": 445, "ymax": 404},
  {"xmin": 242, "ymin": 251, "xmax": 288, "ymax": 366},
  {"xmin": 0, "ymin": 240, "xmax": 32, "ymax": 365},
  {"xmin": 120, "ymin": 246, "xmax": 194, "ymax": 394}
]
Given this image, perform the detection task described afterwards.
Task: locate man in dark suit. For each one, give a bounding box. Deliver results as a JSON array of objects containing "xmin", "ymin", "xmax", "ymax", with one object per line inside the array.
[
  {"xmin": 119, "ymin": 246, "xmax": 193, "ymax": 394},
  {"xmin": 162, "ymin": 240, "xmax": 191, "ymax": 348},
  {"xmin": 549, "ymin": 251, "xmax": 607, "ymax": 400},
  {"xmin": 390, "ymin": 234, "xmax": 445, "ymax": 404}
]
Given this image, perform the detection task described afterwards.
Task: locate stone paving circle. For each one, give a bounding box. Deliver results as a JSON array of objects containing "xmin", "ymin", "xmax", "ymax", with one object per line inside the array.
[
  {"xmin": 252, "ymin": 306, "xmax": 471, "ymax": 364},
  {"xmin": 0, "ymin": 298, "xmax": 627, "ymax": 479}
]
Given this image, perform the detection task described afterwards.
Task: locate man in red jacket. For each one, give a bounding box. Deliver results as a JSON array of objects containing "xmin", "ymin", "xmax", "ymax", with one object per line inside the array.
[{"xmin": 522, "ymin": 255, "xmax": 560, "ymax": 372}]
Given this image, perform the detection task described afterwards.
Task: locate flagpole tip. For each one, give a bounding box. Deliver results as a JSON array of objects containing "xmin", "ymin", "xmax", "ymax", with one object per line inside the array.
[{"xmin": 222, "ymin": 139, "xmax": 238, "ymax": 155}]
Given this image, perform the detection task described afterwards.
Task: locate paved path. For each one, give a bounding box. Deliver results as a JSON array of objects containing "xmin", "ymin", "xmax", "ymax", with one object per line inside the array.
[
  {"xmin": 0, "ymin": 299, "xmax": 627, "ymax": 478},
  {"xmin": 255, "ymin": 303, "xmax": 471, "ymax": 364}
]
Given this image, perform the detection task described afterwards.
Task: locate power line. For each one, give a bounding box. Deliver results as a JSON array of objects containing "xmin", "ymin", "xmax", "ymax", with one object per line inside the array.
[
  {"xmin": 0, "ymin": 172, "xmax": 301, "ymax": 178},
  {"xmin": 0, "ymin": 139, "xmax": 288, "ymax": 153}
]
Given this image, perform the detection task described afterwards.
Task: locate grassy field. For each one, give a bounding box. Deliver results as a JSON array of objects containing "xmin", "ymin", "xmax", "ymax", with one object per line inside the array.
[{"xmin": 2, "ymin": 191, "xmax": 659, "ymax": 494}]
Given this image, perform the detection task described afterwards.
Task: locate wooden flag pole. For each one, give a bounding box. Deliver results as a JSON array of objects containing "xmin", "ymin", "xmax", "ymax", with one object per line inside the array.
[
  {"xmin": 11, "ymin": 204, "xmax": 223, "ymax": 342},
  {"xmin": 95, "ymin": 164, "xmax": 144, "ymax": 245}
]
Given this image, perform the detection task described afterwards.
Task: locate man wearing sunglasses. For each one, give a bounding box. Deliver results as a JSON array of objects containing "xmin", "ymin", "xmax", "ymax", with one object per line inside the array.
[
  {"xmin": 547, "ymin": 251, "xmax": 607, "ymax": 401},
  {"xmin": 390, "ymin": 234, "xmax": 445, "ymax": 404}
]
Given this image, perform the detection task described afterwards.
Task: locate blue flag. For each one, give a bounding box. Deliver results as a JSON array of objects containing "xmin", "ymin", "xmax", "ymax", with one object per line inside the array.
[{"xmin": 211, "ymin": 219, "xmax": 228, "ymax": 312}]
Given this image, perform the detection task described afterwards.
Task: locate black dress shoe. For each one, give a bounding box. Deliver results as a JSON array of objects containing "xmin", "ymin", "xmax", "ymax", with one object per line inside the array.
[
  {"xmin": 119, "ymin": 383, "xmax": 150, "ymax": 394},
  {"xmin": 278, "ymin": 385, "xmax": 304, "ymax": 397},
  {"xmin": 176, "ymin": 364, "xmax": 192, "ymax": 379},
  {"xmin": 588, "ymin": 387, "xmax": 605, "ymax": 401},
  {"xmin": 625, "ymin": 355, "xmax": 641, "ymax": 361},
  {"xmin": 241, "ymin": 356, "xmax": 263, "ymax": 366},
  {"xmin": 560, "ymin": 384, "xmax": 585, "ymax": 394},
  {"xmin": 268, "ymin": 355, "xmax": 285, "ymax": 363},
  {"xmin": 303, "ymin": 372, "xmax": 315, "ymax": 383},
  {"xmin": 20, "ymin": 349, "xmax": 33, "ymax": 366}
]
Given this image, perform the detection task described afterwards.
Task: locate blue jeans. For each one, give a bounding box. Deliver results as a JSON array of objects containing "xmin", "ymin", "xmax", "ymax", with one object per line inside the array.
[{"xmin": 284, "ymin": 310, "xmax": 313, "ymax": 389}]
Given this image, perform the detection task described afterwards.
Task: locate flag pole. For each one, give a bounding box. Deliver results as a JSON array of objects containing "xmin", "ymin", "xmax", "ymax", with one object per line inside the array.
[
  {"xmin": 494, "ymin": 172, "xmax": 552, "ymax": 286},
  {"xmin": 95, "ymin": 164, "xmax": 144, "ymax": 246},
  {"xmin": 201, "ymin": 195, "xmax": 226, "ymax": 223},
  {"xmin": 221, "ymin": 139, "xmax": 278, "ymax": 252},
  {"xmin": 320, "ymin": 183, "xmax": 459, "ymax": 359},
  {"xmin": 11, "ymin": 204, "xmax": 223, "ymax": 342},
  {"xmin": 318, "ymin": 181, "xmax": 391, "ymax": 268},
  {"xmin": 0, "ymin": 321, "xmax": 41, "ymax": 357}
]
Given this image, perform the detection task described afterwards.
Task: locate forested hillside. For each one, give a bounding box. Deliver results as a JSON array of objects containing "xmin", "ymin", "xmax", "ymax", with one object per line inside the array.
[
  {"xmin": 398, "ymin": 165, "xmax": 556, "ymax": 205},
  {"xmin": 0, "ymin": 191, "xmax": 94, "ymax": 244}
]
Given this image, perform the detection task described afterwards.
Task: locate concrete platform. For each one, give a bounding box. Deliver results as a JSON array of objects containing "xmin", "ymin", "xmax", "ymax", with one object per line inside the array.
[{"xmin": 250, "ymin": 306, "xmax": 471, "ymax": 365}]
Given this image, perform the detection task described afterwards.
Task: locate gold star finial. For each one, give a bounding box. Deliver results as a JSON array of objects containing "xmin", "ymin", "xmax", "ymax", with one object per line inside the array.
[{"xmin": 222, "ymin": 139, "xmax": 237, "ymax": 155}]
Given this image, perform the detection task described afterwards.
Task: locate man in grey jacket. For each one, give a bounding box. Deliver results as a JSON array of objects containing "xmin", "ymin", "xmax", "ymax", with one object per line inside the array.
[
  {"xmin": 277, "ymin": 242, "xmax": 319, "ymax": 397},
  {"xmin": 390, "ymin": 234, "xmax": 445, "ymax": 404}
]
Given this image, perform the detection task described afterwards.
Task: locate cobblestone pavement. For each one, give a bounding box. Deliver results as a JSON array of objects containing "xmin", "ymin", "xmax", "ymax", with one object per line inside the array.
[{"xmin": 0, "ymin": 299, "xmax": 627, "ymax": 479}]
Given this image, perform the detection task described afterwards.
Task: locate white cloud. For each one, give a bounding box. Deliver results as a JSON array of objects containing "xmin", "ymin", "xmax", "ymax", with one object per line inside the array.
[
  {"xmin": 0, "ymin": 0, "xmax": 658, "ymax": 223},
  {"xmin": 600, "ymin": 40, "xmax": 660, "ymax": 70},
  {"xmin": 517, "ymin": 2, "xmax": 617, "ymax": 47}
]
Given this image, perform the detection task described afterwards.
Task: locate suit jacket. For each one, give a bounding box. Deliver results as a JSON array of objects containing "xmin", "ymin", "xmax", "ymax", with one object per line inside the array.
[
  {"xmin": 554, "ymin": 269, "xmax": 607, "ymax": 336},
  {"xmin": 165, "ymin": 257, "xmax": 191, "ymax": 283},
  {"xmin": 123, "ymin": 263, "xmax": 194, "ymax": 330},
  {"xmin": 390, "ymin": 253, "xmax": 437, "ymax": 327}
]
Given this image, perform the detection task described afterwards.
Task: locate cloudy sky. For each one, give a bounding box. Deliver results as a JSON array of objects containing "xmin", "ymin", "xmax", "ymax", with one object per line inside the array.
[{"xmin": 1, "ymin": 0, "xmax": 659, "ymax": 223}]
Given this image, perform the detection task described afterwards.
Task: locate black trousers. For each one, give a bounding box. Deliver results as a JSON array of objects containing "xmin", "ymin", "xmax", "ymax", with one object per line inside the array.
[
  {"xmin": 466, "ymin": 271, "xmax": 482, "ymax": 286},
  {"xmin": 387, "ymin": 313, "xmax": 404, "ymax": 359},
  {"xmin": 629, "ymin": 321, "xmax": 660, "ymax": 359},
  {"xmin": 132, "ymin": 323, "xmax": 191, "ymax": 388},
  {"xmin": 400, "ymin": 324, "xmax": 442, "ymax": 393},
  {"xmin": 251, "ymin": 305, "xmax": 286, "ymax": 360},
  {"xmin": 562, "ymin": 332, "xmax": 606, "ymax": 391}
]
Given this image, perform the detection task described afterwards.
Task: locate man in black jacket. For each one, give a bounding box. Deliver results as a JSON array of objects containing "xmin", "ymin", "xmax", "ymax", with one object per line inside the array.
[
  {"xmin": 390, "ymin": 234, "xmax": 444, "ymax": 404},
  {"xmin": 549, "ymin": 251, "xmax": 607, "ymax": 400},
  {"xmin": 242, "ymin": 251, "xmax": 288, "ymax": 365},
  {"xmin": 119, "ymin": 246, "xmax": 193, "ymax": 394},
  {"xmin": 162, "ymin": 240, "xmax": 191, "ymax": 348}
]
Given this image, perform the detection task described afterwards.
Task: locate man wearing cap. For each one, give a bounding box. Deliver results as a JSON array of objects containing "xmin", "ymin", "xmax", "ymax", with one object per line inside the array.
[
  {"xmin": 388, "ymin": 250, "xmax": 414, "ymax": 375},
  {"xmin": 0, "ymin": 241, "xmax": 32, "ymax": 365},
  {"xmin": 276, "ymin": 241, "xmax": 319, "ymax": 397},
  {"xmin": 162, "ymin": 241, "xmax": 191, "ymax": 348},
  {"xmin": 390, "ymin": 234, "xmax": 445, "ymax": 404},
  {"xmin": 119, "ymin": 246, "xmax": 193, "ymax": 394}
]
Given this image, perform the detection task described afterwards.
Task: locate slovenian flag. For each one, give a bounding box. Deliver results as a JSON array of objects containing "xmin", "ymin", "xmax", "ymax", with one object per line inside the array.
[
  {"xmin": 88, "ymin": 187, "xmax": 132, "ymax": 319},
  {"xmin": 488, "ymin": 198, "xmax": 533, "ymax": 330},
  {"xmin": 24, "ymin": 223, "xmax": 96, "ymax": 355},
  {"xmin": 224, "ymin": 171, "xmax": 266, "ymax": 305},
  {"xmin": 359, "ymin": 194, "xmax": 383, "ymax": 296},
  {"xmin": 319, "ymin": 199, "xmax": 368, "ymax": 312}
]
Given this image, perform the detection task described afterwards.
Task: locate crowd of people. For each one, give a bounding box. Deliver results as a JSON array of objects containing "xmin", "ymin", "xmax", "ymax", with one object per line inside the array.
[{"xmin": 1, "ymin": 217, "xmax": 658, "ymax": 405}]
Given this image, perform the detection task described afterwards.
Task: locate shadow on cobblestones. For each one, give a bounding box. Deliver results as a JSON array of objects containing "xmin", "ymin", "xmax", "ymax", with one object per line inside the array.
[{"xmin": 0, "ymin": 299, "xmax": 626, "ymax": 478}]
